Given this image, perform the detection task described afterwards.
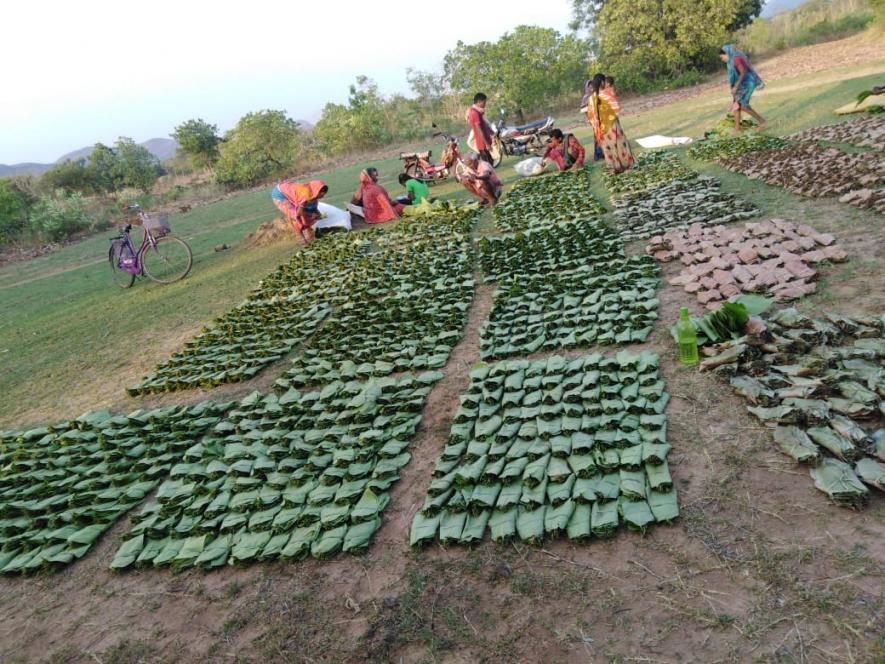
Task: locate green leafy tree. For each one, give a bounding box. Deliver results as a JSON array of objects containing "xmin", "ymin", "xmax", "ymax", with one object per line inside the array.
[
  {"xmin": 215, "ymin": 110, "xmax": 306, "ymax": 188},
  {"xmin": 443, "ymin": 26, "xmax": 590, "ymax": 122},
  {"xmin": 171, "ymin": 119, "xmax": 221, "ymax": 168},
  {"xmin": 111, "ymin": 137, "xmax": 161, "ymax": 192},
  {"xmin": 315, "ymin": 77, "xmax": 394, "ymax": 155},
  {"xmin": 0, "ymin": 178, "xmax": 33, "ymax": 243},
  {"xmin": 86, "ymin": 143, "xmax": 121, "ymax": 194},
  {"xmin": 571, "ymin": 0, "xmax": 760, "ymax": 31},
  {"xmin": 39, "ymin": 159, "xmax": 97, "ymax": 194},
  {"xmin": 28, "ymin": 190, "xmax": 92, "ymax": 241}
]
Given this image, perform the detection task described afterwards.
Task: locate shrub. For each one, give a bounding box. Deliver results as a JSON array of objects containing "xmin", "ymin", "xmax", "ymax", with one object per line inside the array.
[{"xmin": 28, "ymin": 191, "xmax": 92, "ymax": 241}]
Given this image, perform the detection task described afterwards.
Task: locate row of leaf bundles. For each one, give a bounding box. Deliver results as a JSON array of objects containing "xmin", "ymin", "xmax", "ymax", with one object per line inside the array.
[
  {"xmin": 493, "ymin": 169, "xmax": 606, "ymax": 233},
  {"xmin": 0, "ymin": 402, "xmax": 228, "ymax": 574},
  {"xmin": 476, "ymin": 217, "xmax": 623, "ymax": 283},
  {"xmin": 111, "ymin": 374, "xmax": 441, "ymax": 569},
  {"xmin": 129, "ymin": 302, "xmax": 330, "ymax": 396},
  {"xmin": 480, "ymin": 257, "xmax": 659, "ymax": 359},
  {"xmin": 279, "ymin": 277, "xmax": 475, "ymax": 388},
  {"xmin": 410, "ymin": 352, "xmax": 676, "ymax": 546},
  {"xmin": 372, "ymin": 204, "xmax": 479, "ymax": 247},
  {"xmin": 687, "ymin": 133, "xmax": 790, "ymax": 163},
  {"xmin": 603, "ymin": 151, "xmax": 696, "ymax": 196}
]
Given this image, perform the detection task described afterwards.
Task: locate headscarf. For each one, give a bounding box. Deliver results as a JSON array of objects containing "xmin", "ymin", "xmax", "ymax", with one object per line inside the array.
[
  {"xmin": 277, "ymin": 179, "xmax": 327, "ymax": 208},
  {"xmin": 722, "ymin": 44, "xmax": 763, "ymax": 89},
  {"xmin": 359, "ymin": 169, "xmax": 374, "ymax": 186}
]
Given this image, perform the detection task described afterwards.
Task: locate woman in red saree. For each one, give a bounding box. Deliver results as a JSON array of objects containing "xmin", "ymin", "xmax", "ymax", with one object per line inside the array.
[
  {"xmin": 586, "ymin": 74, "xmax": 635, "ymax": 174},
  {"xmin": 351, "ymin": 168, "xmax": 404, "ymax": 224},
  {"xmin": 271, "ymin": 179, "xmax": 328, "ymax": 245},
  {"xmin": 541, "ymin": 128, "xmax": 586, "ymax": 171}
]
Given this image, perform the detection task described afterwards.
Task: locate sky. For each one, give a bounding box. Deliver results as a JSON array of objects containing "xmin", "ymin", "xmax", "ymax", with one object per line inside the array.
[{"xmin": 1, "ymin": 0, "xmax": 574, "ymax": 164}]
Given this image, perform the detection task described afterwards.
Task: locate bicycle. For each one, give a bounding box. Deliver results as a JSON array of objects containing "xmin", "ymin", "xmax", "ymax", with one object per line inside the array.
[{"xmin": 108, "ymin": 205, "xmax": 193, "ymax": 288}]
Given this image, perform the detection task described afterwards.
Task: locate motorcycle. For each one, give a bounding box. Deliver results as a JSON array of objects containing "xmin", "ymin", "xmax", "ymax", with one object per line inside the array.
[
  {"xmin": 468, "ymin": 109, "xmax": 555, "ymax": 165},
  {"xmin": 399, "ymin": 127, "xmax": 462, "ymax": 184}
]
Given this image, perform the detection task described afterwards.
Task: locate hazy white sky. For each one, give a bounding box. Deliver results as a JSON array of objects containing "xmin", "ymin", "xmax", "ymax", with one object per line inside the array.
[{"xmin": 2, "ymin": 0, "xmax": 574, "ymax": 164}]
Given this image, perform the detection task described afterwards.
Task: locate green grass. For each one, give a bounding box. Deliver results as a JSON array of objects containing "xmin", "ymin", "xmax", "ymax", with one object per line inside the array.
[{"xmin": 1, "ymin": 59, "xmax": 883, "ymax": 428}]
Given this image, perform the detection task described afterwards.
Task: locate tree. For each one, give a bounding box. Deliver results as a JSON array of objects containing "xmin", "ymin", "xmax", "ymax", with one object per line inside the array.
[
  {"xmin": 443, "ymin": 26, "xmax": 590, "ymax": 122},
  {"xmin": 172, "ymin": 119, "xmax": 221, "ymax": 169},
  {"xmin": 112, "ymin": 137, "xmax": 161, "ymax": 192},
  {"xmin": 314, "ymin": 77, "xmax": 394, "ymax": 156},
  {"xmin": 570, "ymin": 0, "xmax": 760, "ymax": 32},
  {"xmin": 86, "ymin": 143, "xmax": 121, "ymax": 194},
  {"xmin": 39, "ymin": 159, "xmax": 97, "ymax": 194},
  {"xmin": 0, "ymin": 178, "xmax": 32, "ymax": 243},
  {"xmin": 215, "ymin": 110, "xmax": 307, "ymax": 188}
]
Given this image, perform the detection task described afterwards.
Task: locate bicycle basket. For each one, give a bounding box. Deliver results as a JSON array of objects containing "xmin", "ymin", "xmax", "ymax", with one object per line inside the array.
[{"xmin": 143, "ymin": 214, "xmax": 171, "ymax": 237}]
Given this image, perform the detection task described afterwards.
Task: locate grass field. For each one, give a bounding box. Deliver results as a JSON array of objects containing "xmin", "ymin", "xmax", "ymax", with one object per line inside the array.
[{"xmin": 0, "ymin": 37, "xmax": 883, "ymax": 664}]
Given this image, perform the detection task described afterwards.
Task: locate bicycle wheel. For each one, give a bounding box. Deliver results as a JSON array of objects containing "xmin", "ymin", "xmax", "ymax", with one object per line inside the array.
[
  {"xmin": 142, "ymin": 235, "xmax": 193, "ymax": 284},
  {"xmin": 108, "ymin": 246, "xmax": 135, "ymax": 289}
]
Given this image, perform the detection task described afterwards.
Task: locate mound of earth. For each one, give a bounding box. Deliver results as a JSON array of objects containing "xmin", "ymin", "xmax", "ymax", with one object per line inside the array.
[{"xmin": 243, "ymin": 217, "xmax": 295, "ymax": 248}]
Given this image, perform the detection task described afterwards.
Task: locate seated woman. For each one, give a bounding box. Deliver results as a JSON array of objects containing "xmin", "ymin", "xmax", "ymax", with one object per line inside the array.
[
  {"xmin": 351, "ymin": 168, "xmax": 404, "ymax": 224},
  {"xmin": 460, "ymin": 152, "xmax": 502, "ymax": 207},
  {"xmin": 271, "ymin": 179, "xmax": 328, "ymax": 245},
  {"xmin": 540, "ymin": 128, "xmax": 586, "ymax": 171},
  {"xmin": 398, "ymin": 173, "xmax": 430, "ymax": 204}
]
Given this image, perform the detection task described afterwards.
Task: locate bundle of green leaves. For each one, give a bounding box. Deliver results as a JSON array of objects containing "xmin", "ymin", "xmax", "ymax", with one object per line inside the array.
[
  {"xmin": 477, "ymin": 217, "xmax": 622, "ymax": 283},
  {"xmin": 493, "ymin": 169, "xmax": 605, "ymax": 233},
  {"xmin": 0, "ymin": 403, "xmax": 230, "ymax": 574},
  {"xmin": 410, "ymin": 351, "xmax": 677, "ymax": 547},
  {"xmin": 611, "ymin": 176, "xmax": 760, "ymax": 243},
  {"xmin": 687, "ymin": 134, "xmax": 791, "ymax": 162},
  {"xmin": 480, "ymin": 256, "xmax": 660, "ymax": 359},
  {"xmin": 602, "ymin": 151, "xmax": 695, "ymax": 196},
  {"xmin": 112, "ymin": 374, "xmax": 441, "ymax": 569}
]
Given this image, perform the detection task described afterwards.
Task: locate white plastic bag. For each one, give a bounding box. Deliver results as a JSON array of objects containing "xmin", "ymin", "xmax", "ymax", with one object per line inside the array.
[
  {"xmin": 514, "ymin": 157, "xmax": 549, "ymax": 177},
  {"xmin": 316, "ymin": 202, "xmax": 352, "ymax": 231}
]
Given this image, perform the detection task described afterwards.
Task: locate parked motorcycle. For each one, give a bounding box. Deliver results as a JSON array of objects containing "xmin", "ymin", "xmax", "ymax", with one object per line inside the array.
[
  {"xmin": 399, "ymin": 125, "xmax": 465, "ymax": 184},
  {"xmin": 467, "ymin": 109, "xmax": 555, "ymax": 165}
]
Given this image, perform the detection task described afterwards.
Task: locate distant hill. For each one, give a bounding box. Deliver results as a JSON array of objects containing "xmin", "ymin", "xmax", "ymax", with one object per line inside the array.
[
  {"xmin": 762, "ymin": 0, "xmax": 809, "ymax": 17},
  {"xmin": 1, "ymin": 138, "xmax": 179, "ymax": 179},
  {"xmin": 297, "ymin": 120, "xmax": 315, "ymax": 133}
]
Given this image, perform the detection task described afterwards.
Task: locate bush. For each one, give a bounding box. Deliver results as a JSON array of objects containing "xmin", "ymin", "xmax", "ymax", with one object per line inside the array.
[
  {"xmin": 793, "ymin": 13, "xmax": 874, "ymax": 45},
  {"xmin": 28, "ymin": 191, "xmax": 93, "ymax": 241},
  {"xmin": 0, "ymin": 178, "xmax": 34, "ymax": 244}
]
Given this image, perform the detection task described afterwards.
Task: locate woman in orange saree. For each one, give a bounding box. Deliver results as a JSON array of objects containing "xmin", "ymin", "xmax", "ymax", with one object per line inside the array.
[{"xmin": 271, "ymin": 179, "xmax": 328, "ymax": 245}]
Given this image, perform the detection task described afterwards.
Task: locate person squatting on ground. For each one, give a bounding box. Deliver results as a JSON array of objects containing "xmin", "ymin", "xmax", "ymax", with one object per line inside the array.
[
  {"xmin": 351, "ymin": 168, "xmax": 405, "ymax": 224},
  {"xmin": 720, "ymin": 44, "xmax": 767, "ymax": 133},
  {"xmin": 466, "ymin": 92, "xmax": 495, "ymax": 164},
  {"xmin": 586, "ymin": 73, "xmax": 635, "ymax": 174},
  {"xmin": 398, "ymin": 172, "xmax": 430, "ymax": 204},
  {"xmin": 541, "ymin": 128, "xmax": 586, "ymax": 171},
  {"xmin": 460, "ymin": 152, "xmax": 502, "ymax": 206},
  {"xmin": 271, "ymin": 179, "xmax": 328, "ymax": 245}
]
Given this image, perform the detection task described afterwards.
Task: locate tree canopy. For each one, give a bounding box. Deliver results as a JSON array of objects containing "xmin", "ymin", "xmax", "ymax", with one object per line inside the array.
[
  {"xmin": 171, "ymin": 119, "xmax": 221, "ymax": 169},
  {"xmin": 215, "ymin": 110, "xmax": 307, "ymax": 188}
]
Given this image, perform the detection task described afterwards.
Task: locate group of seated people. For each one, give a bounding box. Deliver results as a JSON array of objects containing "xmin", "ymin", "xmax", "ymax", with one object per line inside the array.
[{"xmin": 271, "ymin": 128, "xmax": 589, "ymax": 245}]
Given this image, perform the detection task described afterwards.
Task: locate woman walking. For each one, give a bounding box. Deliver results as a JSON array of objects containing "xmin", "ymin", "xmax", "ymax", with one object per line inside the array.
[
  {"xmin": 586, "ymin": 73, "xmax": 634, "ymax": 174},
  {"xmin": 720, "ymin": 44, "xmax": 767, "ymax": 133}
]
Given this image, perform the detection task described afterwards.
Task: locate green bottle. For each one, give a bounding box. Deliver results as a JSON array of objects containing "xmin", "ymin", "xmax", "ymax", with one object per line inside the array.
[{"xmin": 677, "ymin": 307, "xmax": 699, "ymax": 365}]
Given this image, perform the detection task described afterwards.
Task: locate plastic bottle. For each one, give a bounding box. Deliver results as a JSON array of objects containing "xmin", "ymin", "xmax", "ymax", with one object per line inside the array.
[{"xmin": 677, "ymin": 307, "xmax": 699, "ymax": 365}]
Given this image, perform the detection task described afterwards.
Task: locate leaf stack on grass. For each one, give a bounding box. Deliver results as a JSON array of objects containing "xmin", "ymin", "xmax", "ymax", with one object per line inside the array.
[
  {"xmin": 687, "ymin": 134, "xmax": 792, "ymax": 162},
  {"xmin": 480, "ymin": 257, "xmax": 660, "ymax": 359},
  {"xmin": 786, "ymin": 116, "xmax": 885, "ymax": 151},
  {"xmin": 410, "ymin": 351, "xmax": 677, "ymax": 547},
  {"xmin": 602, "ymin": 150, "xmax": 696, "ymax": 196},
  {"xmin": 648, "ymin": 218, "xmax": 847, "ymax": 307},
  {"xmin": 701, "ymin": 307, "xmax": 885, "ymax": 508},
  {"xmin": 0, "ymin": 403, "xmax": 230, "ymax": 574},
  {"xmin": 112, "ymin": 373, "xmax": 441, "ymax": 569},
  {"xmin": 611, "ymin": 176, "xmax": 760, "ymax": 242},
  {"xmin": 492, "ymin": 169, "xmax": 605, "ymax": 233}
]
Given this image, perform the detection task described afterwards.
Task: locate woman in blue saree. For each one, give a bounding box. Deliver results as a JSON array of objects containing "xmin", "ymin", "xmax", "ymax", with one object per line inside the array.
[{"xmin": 720, "ymin": 44, "xmax": 767, "ymax": 134}]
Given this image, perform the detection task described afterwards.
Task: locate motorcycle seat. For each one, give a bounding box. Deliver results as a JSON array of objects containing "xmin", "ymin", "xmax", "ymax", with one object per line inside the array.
[
  {"xmin": 400, "ymin": 151, "xmax": 431, "ymax": 159},
  {"xmin": 513, "ymin": 117, "xmax": 553, "ymax": 132}
]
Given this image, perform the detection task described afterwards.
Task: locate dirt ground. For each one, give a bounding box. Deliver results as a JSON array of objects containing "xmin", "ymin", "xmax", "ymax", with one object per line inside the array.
[{"xmin": 2, "ymin": 33, "xmax": 885, "ymax": 664}]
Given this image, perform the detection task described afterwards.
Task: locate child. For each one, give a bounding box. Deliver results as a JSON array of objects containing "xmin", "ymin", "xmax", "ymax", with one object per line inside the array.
[{"xmin": 397, "ymin": 173, "xmax": 430, "ymax": 205}]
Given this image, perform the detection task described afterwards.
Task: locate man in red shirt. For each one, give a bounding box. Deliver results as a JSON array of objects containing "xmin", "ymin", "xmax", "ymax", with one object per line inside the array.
[{"xmin": 465, "ymin": 92, "xmax": 494, "ymax": 164}]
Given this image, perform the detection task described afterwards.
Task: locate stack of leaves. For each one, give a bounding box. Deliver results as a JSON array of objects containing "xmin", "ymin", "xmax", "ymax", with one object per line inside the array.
[
  {"xmin": 611, "ymin": 176, "xmax": 760, "ymax": 242},
  {"xmin": 602, "ymin": 151, "xmax": 695, "ymax": 196},
  {"xmin": 786, "ymin": 116, "xmax": 885, "ymax": 151},
  {"xmin": 648, "ymin": 218, "xmax": 846, "ymax": 307},
  {"xmin": 700, "ymin": 307, "xmax": 885, "ymax": 509},
  {"xmin": 480, "ymin": 257, "xmax": 660, "ymax": 359},
  {"xmin": 112, "ymin": 374, "xmax": 441, "ymax": 569},
  {"xmin": 702, "ymin": 114, "xmax": 757, "ymax": 139},
  {"xmin": 687, "ymin": 134, "xmax": 791, "ymax": 162},
  {"xmin": 719, "ymin": 142, "xmax": 885, "ymax": 202},
  {"xmin": 669, "ymin": 295, "xmax": 773, "ymax": 346},
  {"xmin": 493, "ymin": 169, "xmax": 605, "ymax": 233},
  {"xmin": 373, "ymin": 204, "xmax": 479, "ymax": 249},
  {"xmin": 0, "ymin": 403, "xmax": 230, "ymax": 574},
  {"xmin": 410, "ymin": 351, "xmax": 677, "ymax": 547},
  {"xmin": 838, "ymin": 188, "xmax": 885, "ymax": 215},
  {"xmin": 400, "ymin": 199, "xmax": 482, "ymax": 220},
  {"xmin": 477, "ymin": 217, "xmax": 622, "ymax": 282}
]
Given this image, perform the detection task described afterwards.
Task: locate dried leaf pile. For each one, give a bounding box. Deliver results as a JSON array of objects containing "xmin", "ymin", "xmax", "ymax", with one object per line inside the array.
[
  {"xmin": 493, "ymin": 169, "xmax": 605, "ymax": 233},
  {"xmin": 480, "ymin": 257, "xmax": 660, "ymax": 359},
  {"xmin": 648, "ymin": 218, "xmax": 847, "ymax": 307},
  {"xmin": 0, "ymin": 404, "xmax": 229, "ymax": 574},
  {"xmin": 603, "ymin": 151, "xmax": 696, "ymax": 196},
  {"xmin": 786, "ymin": 116, "xmax": 885, "ymax": 151},
  {"xmin": 477, "ymin": 218, "xmax": 622, "ymax": 282},
  {"xmin": 719, "ymin": 142, "xmax": 885, "ymax": 204},
  {"xmin": 701, "ymin": 308, "xmax": 885, "ymax": 508},
  {"xmin": 410, "ymin": 352, "xmax": 676, "ymax": 546},
  {"xmin": 112, "ymin": 374, "xmax": 440, "ymax": 569},
  {"xmin": 612, "ymin": 176, "xmax": 760, "ymax": 242}
]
